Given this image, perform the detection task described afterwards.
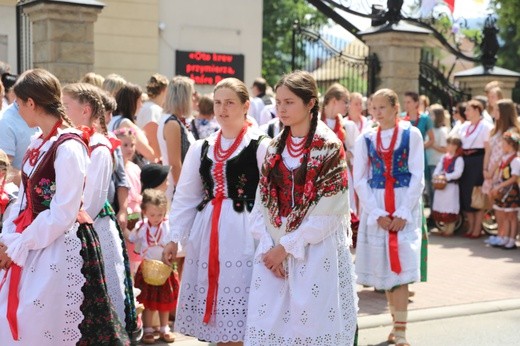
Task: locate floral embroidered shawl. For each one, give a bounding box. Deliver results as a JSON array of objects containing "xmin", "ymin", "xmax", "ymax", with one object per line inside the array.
[{"xmin": 259, "ymin": 121, "xmax": 348, "ymax": 233}]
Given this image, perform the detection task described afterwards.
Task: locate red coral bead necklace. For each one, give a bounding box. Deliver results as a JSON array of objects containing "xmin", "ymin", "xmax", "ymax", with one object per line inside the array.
[
  {"xmin": 286, "ymin": 131, "xmax": 308, "ymax": 158},
  {"xmin": 214, "ymin": 124, "xmax": 248, "ymax": 162}
]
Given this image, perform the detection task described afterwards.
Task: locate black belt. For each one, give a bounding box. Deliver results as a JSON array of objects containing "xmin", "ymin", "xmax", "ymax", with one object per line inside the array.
[{"xmin": 463, "ymin": 148, "xmax": 485, "ymax": 157}]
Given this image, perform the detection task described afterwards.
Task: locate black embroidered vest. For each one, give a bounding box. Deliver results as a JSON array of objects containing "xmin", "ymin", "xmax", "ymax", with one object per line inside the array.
[{"xmin": 197, "ymin": 138, "xmax": 261, "ymax": 213}]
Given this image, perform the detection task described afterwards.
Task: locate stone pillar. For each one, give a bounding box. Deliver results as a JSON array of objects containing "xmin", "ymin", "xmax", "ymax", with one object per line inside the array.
[
  {"xmin": 360, "ymin": 22, "xmax": 432, "ymax": 106},
  {"xmin": 21, "ymin": 0, "xmax": 104, "ymax": 83},
  {"xmin": 454, "ymin": 66, "xmax": 520, "ymax": 99}
]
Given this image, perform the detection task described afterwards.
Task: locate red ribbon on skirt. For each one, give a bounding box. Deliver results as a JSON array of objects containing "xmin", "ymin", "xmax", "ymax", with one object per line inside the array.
[
  {"xmin": 2, "ymin": 204, "xmax": 34, "ymax": 340},
  {"xmin": 377, "ymin": 123, "xmax": 402, "ymax": 274},
  {"xmin": 203, "ymin": 162, "xmax": 225, "ymax": 324}
]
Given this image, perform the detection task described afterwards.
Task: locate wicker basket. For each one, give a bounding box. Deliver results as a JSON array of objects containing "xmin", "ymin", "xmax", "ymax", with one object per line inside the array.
[
  {"xmin": 432, "ymin": 175, "xmax": 447, "ymax": 190},
  {"xmin": 141, "ymin": 259, "xmax": 173, "ymax": 286}
]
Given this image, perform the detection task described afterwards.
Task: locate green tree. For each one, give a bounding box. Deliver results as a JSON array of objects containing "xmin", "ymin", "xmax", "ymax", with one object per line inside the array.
[
  {"xmin": 493, "ymin": 0, "xmax": 520, "ymax": 71},
  {"xmin": 262, "ymin": 0, "xmax": 327, "ymax": 86},
  {"xmin": 492, "ymin": 0, "xmax": 520, "ymax": 101}
]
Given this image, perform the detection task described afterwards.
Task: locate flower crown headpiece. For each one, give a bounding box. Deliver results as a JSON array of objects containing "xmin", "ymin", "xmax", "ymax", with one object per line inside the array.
[
  {"xmin": 113, "ymin": 127, "xmax": 136, "ymax": 137},
  {"xmin": 503, "ymin": 131, "xmax": 520, "ymax": 144}
]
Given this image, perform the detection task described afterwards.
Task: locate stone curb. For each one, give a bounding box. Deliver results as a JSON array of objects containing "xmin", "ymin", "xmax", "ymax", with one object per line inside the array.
[{"xmin": 358, "ymin": 298, "xmax": 520, "ymax": 329}]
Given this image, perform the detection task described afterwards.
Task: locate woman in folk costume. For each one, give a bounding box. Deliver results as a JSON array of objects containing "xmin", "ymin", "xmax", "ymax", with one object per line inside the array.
[
  {"xmin": 244, "ymin": 71, "xmax": 357, "ymax": 345},
  {"xmin": 354, "ymin": 88, "xmax": 425, "ymax": 346},
  {"xmin": 62, "ymin": 83, "xmax": 137, "ymax": 337},
  {"xmin": 0, "ymin": 69, "xmax": 129, "ymax": 345},
  {"xmin": 321, "ymin": 83, "xmax": 359, "ymax": 215},
  {"xmin": 162, "ymin": 78, "xmax": 270, "ymax": 345}
]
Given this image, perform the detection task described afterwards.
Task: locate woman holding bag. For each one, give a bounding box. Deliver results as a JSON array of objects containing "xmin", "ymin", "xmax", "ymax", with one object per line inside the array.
[
  {"xmin": 457, "ymin": 99, "xmax": 493, "ymax": 238},
  {"xmin": 162, "ymin": 78, "xmax": 270, "ymax": 345}
]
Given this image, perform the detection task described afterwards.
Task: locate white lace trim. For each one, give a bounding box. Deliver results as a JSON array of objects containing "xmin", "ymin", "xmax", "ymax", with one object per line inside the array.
[{"xmin": 95, "ymin": 216, "xmax": 128, "ymax": 328}]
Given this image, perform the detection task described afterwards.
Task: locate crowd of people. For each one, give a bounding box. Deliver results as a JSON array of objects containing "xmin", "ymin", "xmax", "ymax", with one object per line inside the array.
[{"xmin": 0, "ymin": 59, "xmax": 518, "ymax": 346}]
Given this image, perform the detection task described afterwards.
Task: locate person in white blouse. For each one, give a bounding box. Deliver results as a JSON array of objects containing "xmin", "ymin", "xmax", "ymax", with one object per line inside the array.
[
  {"xmin": 136, "ymin": 74, "xmax": 169, "ymax": 158},
  {"xmin": 321, "ymin": 83, "xmax": 359, "ymax": 215},
  {"xmin": 244, "ymin": 71, "xmax": 357, "ymax": 345},
  {"xmin": 0, "ymin": 69, "xmax": 129, "ymax": 344},
  {"xmin": 349, "ymin": 92, "xmax": 374, "ymax": 133},
  {"xmin": 431, "ymin": 137, "xmax": 464, "ymax": 236},
  {"xmin": 62, "ymin": 83, "xmax": 137, "ymax": 336},
  {"xmin": 162, "ymin": 78, "xmax": 270, "ymax": 345},
  {"xmin": 354, "ymin": 88, "xmax": 425, "ymax": 346},
  {"xmin": 458, "ymin": 100, "xmax": 493, "ymax": 238}
]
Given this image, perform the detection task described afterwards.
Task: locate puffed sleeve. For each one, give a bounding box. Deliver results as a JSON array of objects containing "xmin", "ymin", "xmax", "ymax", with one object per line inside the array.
[
  {"xmin": 353, "ymin": 133, "xmax": 389, "ymax": 225},
  {"xmin": 167, "ymin": 140, "xmax": 204, "ymax": 244},
  {"xmin": 249, "ymin": 188, "xmax": 274, "ymax": 257},
  {"xmin": 392, "ymin": 127, "xmax": 425, "ymax": 222},
  {"xmin": 279, "ymin": 190, "xmax": 349, "ymax": 260},
  {"xmin": 256, "ymin": 137, "xmax": 270, "ymax": 171},
  {"xmin": 343, "ymin": 120, "xmax": 360, "ymax": 154},
  {"xmin": 83, "ymin": 145, "xmax": 113, "ymax": 219},
  {"xmin": 127, "ymin": 220, "xmax": 144, "ymax": 243},
  {"xmin": 511, "ymin": 158, "xmax": 520, "ymax": 176},
  {"xmin": 247, "ymin": 136, "xmax": 273, "ymax": 256},
  {"xmin": 433, "ymin": 158, "xmax": 443, "ymax": 176},
  {"xmin": 445, "ymin": 157, "xmax": 464, "ymax": 181},
  {"xmin": 2, "ymin": 139, "xmax": 89, "ymax": 267}
]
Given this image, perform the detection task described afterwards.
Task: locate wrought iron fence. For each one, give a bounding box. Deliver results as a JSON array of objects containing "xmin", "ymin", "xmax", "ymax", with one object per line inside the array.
[
  {"xmin": 292, "ymin": 21, "xmax": 378, "ymax": 96},
  {"xmin": 419, "ymin": 49, "xmax": 472, "ymax": 111}
]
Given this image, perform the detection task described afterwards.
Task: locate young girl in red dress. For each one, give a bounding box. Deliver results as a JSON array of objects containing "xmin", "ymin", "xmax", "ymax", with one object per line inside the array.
[
  {"xmin": 489, "ymin": 131, "xmax": 520, "ymax": 249},
  {"xmin": 129, "ymin": 189, "xmax": 178, "ymax": 344}
]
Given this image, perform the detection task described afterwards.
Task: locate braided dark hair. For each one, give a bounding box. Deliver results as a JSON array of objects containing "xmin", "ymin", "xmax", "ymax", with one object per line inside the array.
[
  {"xmin": 13, "ymin": 68, "xmax": 74, "ymax": 128},
  {"xmin": 271, "ymin": 70, "xmax": 320, "ymax": 185}
]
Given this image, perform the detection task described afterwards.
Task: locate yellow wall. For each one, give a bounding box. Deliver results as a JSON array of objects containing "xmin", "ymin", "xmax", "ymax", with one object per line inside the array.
[
  {"xmin": 0, "ymin": 0, "xmax": 262, "ymax": 89},
  {"xmin": 94, "ymin": 0, "xmax": 160, "ymax": 86},
  {"xmin": 0, "ymin": 1, "xmax": 17, "ymax": 71}
]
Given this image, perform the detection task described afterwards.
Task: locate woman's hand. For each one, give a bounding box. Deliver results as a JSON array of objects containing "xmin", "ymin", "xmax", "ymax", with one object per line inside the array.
[
  {"xmin": 116, "ymin": 209, "xmax": 128, "ymax": 231},
  {"xmin": 162, "ymin": 242, "xmax": 178, "ymax": 266},
  {"xmin": 0, "ymin": 243, "xmax": 12, "ymax": 270},
  {"xmin": 483, "ymin": 169, "xmax": 493, "ymax": 179},
  {"xmin": 377, "ymin": 216, "xmax": 392, "ymax": 230},
  {"xmin": 262, "ymin": 244, "xmax": 287, "ymax": 277},
  {"xmin": 270, "ymin": 263, "xmax": 286, "ymax": 279},
  {"xmin": 389, "ymin": 217, "xmax": 407, "ymax": 232}
]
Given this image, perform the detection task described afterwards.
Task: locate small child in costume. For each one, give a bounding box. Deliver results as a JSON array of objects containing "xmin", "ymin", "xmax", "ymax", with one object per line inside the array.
[
  {"xmin": 489, "ymin": 131, "xmax": 520, "ymax": 249},
  {"xmin": 115, "ymin": 127, "xmax": 142, "ymax": 276},
  {"xmin": 431, "ymin": 137, "xmax": 464, "ymax": 236},
  {"xmin": 128, "ymin": 189, "xmax": 178, "ymax": 344},
  {"xmin": 0, "ymin": 150, "xmax": 18, "ymax": 233}
]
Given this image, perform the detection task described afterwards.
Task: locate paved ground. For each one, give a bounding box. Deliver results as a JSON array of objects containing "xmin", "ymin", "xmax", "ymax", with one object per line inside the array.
[
  {"xmin": 150, "ymin": 231, "xmax": 520, "ymax": 345},
  {"xmin": 358, "ymin": 309, "xmax": 520, "ymax": 346}
]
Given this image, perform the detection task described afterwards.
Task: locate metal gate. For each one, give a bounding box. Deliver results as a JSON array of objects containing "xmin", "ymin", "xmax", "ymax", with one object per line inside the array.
[
  {"xmin": 419, "ymin": 50, "xmax": 472, "ymax": 111},
  {"xmin": 292, "ymin": 21, "xmax": 378, "ymax": 96}
]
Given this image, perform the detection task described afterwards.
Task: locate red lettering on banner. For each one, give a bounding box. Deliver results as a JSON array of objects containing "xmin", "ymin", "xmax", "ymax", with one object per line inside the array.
[
  {"xmin": 179, "ymin": 50, "xmax": 242, "ymax": 85},
  {"xmin": 190, "ymin": 73, "xmax": 214, "ymax": 85},
  {"xmin": 189, "ymin": 51, "xmax": 211, "ymax": 61},
  {"xmin": 212, "ymin": 53, "xmax": 233, "ymax": 63}
]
